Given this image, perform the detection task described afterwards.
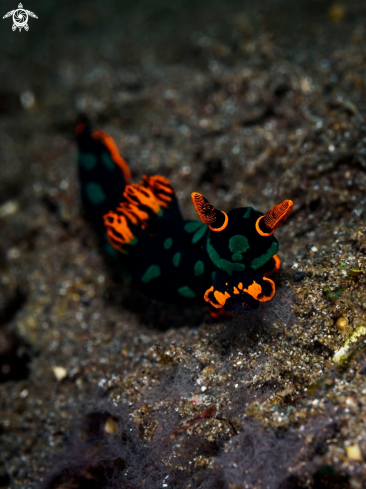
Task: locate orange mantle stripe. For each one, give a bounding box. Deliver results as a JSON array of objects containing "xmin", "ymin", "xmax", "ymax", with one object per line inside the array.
[{"xmin": 92, "ymin": 130, "xmax": 131, "ymax": 184}]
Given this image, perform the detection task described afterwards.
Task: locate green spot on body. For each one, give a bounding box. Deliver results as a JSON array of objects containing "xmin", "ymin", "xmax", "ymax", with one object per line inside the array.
[
  {"xmin": 105, "ymin": 242, "xmax": 120, "ymax": 258},
  {"xmin": 229, "ymin": 235, "xmax": 249, "ymax": 253},
  {"xmin": 243, "ymin": 207, "xmax": 252, "ymax": 218},
  {"xmin": 178, "ymin": 286, "xmax": 196, "ymax": 298},
  {"xmin": 79, "ymin": 152, "xmax": 97, "ymax": 170},
  {"xmin": 164, "ymin": 237, "xmax": 173, "ymax": 249},
  {"xmin": 211, "ymin": 271, "xmax": 216, "ymax": 281},
  {"xmin": 207, "ymin": 237, "xmax": 245, "ymax": 275},
  {"xmin": 86, "ymin": 182, "xmax": 106, "ymax": 205},
  {"xmin": 101, "ymin": 152, "xmax": 115, "ymax": 170},
  {"xmin": 129, "ymin": 237, "xmax": 139, "ymax": 246},
  {"xmin": 104, "ymin": 233, "xmax": 122, "ymax": 257},
  {"xmin": 141, "ymin": 265, "xmax": 161, "ymax": 283},
  {"xmin": 194, "ymin": 260, "xmax": 205, "ymax": 276},
  {"xmin": 232, "ymin": 253, "xmax": 243, "ymax": 261},
  {"xmin": 250, "ymin": 241, "xmax": 279, "ymax": 270},
  {"xmin": 192, "ymin": 224, "xmax": 207, "ymax": 244},
  {"xmin": 184, "ymin": 221, "xmax": 203, "ymax": 233},
  {"xmin": 173, "ymin": 252, "xmax": 181, "ymax": 267}
]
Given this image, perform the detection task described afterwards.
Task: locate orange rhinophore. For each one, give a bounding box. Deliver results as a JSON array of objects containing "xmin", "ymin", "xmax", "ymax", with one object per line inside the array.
[
  {"xmin": 256, "ymin": 199, "xmax": 293, "ymax": 236},
  {"xmin": 104, "ymin": 211, "xmax": 135, "ymax": 248},
  {"xmin": 191, "ymin": 193, "xmax": 216, "ymax": 225},
  {"xmin": 92, "ymin": 130, "xmax": 132, "ymax": 184},
  {"xmin": 191, "ymin": 192, "xmax": 228, "ymax": 231},
  {"xmin": 264, "ymin": 200, "xmax": 293, "ymax": 230}
]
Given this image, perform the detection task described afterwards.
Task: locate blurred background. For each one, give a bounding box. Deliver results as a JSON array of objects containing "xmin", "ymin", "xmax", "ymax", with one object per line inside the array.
[{"xmin": 0, "ymin": 0, "xmax": 364, "ymax": 107}]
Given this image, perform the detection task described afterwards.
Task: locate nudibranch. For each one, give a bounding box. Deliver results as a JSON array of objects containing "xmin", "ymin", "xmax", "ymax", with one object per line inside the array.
[{"xmin": 76, "ymin": 121, "xmax": 293, "ymax": 312}]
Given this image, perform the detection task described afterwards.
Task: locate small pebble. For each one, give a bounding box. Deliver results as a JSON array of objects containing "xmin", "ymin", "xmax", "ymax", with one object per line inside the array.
[
  {"xmin": 336, "ymin": 317, "xmax": 348, "ymax": 331},
  {"xmin": 293, "ymin": 271, "xmax": 305, "ymax": 282},
  {"xmin": 20, "ymin": 90, "xmax": 36, "ymax": 109},
  {"xmin": 52, "ymin": 366, "xmax": 67, "ymax": 381},
  {"xmin": 0, "ymin": 200, "xmax": 19, "ymax": 218},
  {"xmin": 104, "ymin": 417, "xmax": 118, "ymax": 434},
  {"xmin": 345, "ymin": 444, "xmax": 363, "ymax": 462}
]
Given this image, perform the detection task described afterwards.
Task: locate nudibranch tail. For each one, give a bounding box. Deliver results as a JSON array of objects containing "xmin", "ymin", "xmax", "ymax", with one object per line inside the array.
[
  {"xmin": 76, "ymin": 119, "xmax": 132, "ymax": 239},
  {"xmin": 91, "ymin": 130, "xmax": 132, "ymax": 184}
]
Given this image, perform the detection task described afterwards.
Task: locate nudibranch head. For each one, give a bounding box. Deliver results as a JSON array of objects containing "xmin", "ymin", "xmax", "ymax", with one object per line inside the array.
[{"xmin": 192, "ymin": 192, "xmax": 293, "ymax": 311}]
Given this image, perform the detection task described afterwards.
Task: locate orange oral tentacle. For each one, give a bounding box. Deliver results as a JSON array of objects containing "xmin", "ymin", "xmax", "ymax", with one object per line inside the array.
[
  {"xmin": 213, "ymin": 290, "xmax": 231, "ymax": 307},
  {"xmin": 204, "ymin": 286, "xmax": 231, "ymax": 308},
  {"xmin": 242, "ymin": 278, "xmax": 275, "ymax": 302},
  {"xmin": 264, "ymin": 254, "xmax": 281, "ymax": 277}
]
